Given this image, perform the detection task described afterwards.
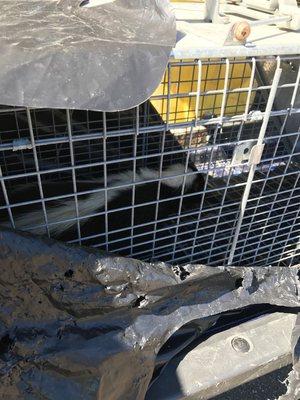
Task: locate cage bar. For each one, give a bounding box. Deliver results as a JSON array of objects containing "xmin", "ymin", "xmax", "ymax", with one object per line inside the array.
[{"xmin": 0, "ymin": 55, "xmax": 299, "ymax": 267}]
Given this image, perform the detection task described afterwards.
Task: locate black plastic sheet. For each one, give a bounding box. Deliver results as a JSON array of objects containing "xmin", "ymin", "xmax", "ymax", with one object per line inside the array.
[
  {"xmin": 0, "ymin": 0, "xmax": 176, "ymax": 111},
  {"xmin": 0, "ymin": 229, "xmax": 299, "ymax": 399}
]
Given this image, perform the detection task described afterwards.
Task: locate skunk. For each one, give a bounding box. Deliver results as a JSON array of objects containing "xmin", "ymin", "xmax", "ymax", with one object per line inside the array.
[
  {"xmin": 0, "ymin": 103, "xmax": 206, "ymax": 255},
  {"xmin": 0, "ymin": 163, "xmax": 204, "ymax": 252}
]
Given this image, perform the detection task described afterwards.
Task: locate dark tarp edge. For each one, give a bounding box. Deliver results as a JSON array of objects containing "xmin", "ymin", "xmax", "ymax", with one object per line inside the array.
[
  {"xmin": 0, "ymin": 228, "xmax": 299, "ymax": 399},
  {"xmin": 0, "ymin": 0, "xmax": 176, "ymax": 112}
]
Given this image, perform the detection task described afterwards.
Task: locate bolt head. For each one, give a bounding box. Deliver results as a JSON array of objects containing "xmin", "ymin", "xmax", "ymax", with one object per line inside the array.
[{"xmin": 231, "ymin": 337, "xmax": 251, "ymax": 353}]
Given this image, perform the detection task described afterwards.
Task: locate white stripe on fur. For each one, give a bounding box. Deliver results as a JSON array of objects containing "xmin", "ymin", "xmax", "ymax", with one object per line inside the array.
[{"xmin": 10, "ymin": 164, "xmax": 196, "ymax": 236}]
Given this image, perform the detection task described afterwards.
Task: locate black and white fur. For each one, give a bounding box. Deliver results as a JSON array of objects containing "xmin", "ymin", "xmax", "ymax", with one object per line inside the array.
[{"xmin": 0, "ymin": 163, "xmax": 204, "ymax": 249}]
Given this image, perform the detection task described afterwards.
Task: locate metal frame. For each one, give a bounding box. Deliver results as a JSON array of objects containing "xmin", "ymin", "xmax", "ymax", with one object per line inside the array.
[
  {"xmin": 147, "ymin": 312, "xmax": 297, "ymax": 400},
  {"xmin": 0, "ymin": 54, "xmax": 299, "ymax": 267},
  {"xmin": 173, "ymin": 1, "xmax": 300, "ymax": 59}
]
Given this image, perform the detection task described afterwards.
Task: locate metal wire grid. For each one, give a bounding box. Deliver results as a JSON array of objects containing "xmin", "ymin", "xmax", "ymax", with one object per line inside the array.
[{"xmin": 0, "ymin": 55, "xmax": 299, "ymax": 267}]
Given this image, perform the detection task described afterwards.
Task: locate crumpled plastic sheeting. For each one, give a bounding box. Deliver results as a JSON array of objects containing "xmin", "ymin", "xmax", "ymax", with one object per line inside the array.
[
  {"xmin": 0, "ymin": 228, "xmax": 299, "ymax": 400},
  {"xmin": 0, "ymin": 0, "xmax": 176, "ymax": 111}
]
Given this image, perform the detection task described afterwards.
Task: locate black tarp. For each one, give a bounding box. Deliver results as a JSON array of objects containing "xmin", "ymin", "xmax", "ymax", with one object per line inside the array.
[
  {"xmin": 0, "ymin": 229, "xmax": 299, "ymax": 399},
  {"xmin": 0, "ymin": 0, "xmax": 176, "ymax": 111}
]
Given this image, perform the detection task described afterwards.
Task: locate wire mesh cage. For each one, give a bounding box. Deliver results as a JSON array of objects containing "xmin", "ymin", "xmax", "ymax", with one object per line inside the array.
[{"xmin": 0, "ymin": 55, "xmax": 299, "ymax": 267}]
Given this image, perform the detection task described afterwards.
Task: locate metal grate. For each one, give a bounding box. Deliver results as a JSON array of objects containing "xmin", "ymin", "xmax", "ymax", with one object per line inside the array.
[{"xmin": 0, "ymin": 55, "xmax": 299, "ymax": 267}]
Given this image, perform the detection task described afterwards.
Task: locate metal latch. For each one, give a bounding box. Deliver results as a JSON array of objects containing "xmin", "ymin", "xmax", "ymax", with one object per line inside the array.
[
  {"xmin": 231, "ymin": 141, "xmax": 264, "ymax": 166},
  {"xmin": 231, "ymin": 141, "xmax": 254, "ymax": 166}
]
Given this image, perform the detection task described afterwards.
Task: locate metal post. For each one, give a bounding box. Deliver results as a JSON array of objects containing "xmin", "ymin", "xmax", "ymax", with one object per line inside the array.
[
  {"xmin": 26, "ymin": 108, "xmax": 50, "ymax": 237},
  {"xmin": 66, "ymin": 109, "xmax": 82, "ymax": 244},
  {"xmin": 227, "ymin": 63, "xmax": 283, "ymax": 265},
  {"xmin": 204, "ymin": 0, "xmax": 229, "ymax": 24},
  {"xmin": 0, "ymin": 166, "xmax": 15, "ymax": 229}
]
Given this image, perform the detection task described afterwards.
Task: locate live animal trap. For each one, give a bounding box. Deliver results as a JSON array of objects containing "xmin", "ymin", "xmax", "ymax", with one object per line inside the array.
[{"xmin": 0, "ymin": 1, "xmax": 299, "ymax": 268}]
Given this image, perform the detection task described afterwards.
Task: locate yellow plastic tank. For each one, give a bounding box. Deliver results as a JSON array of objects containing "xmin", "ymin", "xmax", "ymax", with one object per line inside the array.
[
  {"xmin": 151, "ymin": 1, "xmax": 254, "ymax": 124},
  {"xmin": 151, "ymin": 61, "xmax": 254, "ymax": 124}
]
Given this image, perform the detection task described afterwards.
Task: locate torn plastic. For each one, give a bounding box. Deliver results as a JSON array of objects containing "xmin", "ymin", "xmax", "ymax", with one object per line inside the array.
[
  {"xmin": 0, "ymin": 228, "xmax": 299, "ymax": 399},
  {"xmin": 0, "ymin": 0, "xmax": 176, "ymax": 111}
]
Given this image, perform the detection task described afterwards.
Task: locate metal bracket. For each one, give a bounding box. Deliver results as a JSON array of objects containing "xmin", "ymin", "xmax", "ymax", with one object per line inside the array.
[
  {"xmin": 276, "ymin": 0, "xmax": 300, "ymax": 31},
  {"xmin": 231, "ymin": 141, "xmax": 256, "ymax": 166},
  {"xmin": 204, "ymin": 0, "xmax": 230, "ymax": 24},
  {"xmin": 146, "ymin": 312, "xmax": 297, "ymax": 400},
  {"xmin": 231, "ymin": 141, "xmax": 264, "ymax": 166},
  {"xmin": 242, "ymin": 0, "xmax": 279, "ymax": 13},
  {"xmin": 12, "ymin": 138, "xmax": 33, "ymax": 152},
  {"xmin": 248, "ymin": 110, "xmax": 264, "ymax": 121}
]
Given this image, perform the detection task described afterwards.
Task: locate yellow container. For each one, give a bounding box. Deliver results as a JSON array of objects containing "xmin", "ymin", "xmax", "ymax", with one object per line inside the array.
[
  {"xmin": 151, "ymin": 60, "xmax": 254, "ymax": 125},
  {"xmin": 152, "ymin": 2, "xmax": 254, "ymax": 124}
]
